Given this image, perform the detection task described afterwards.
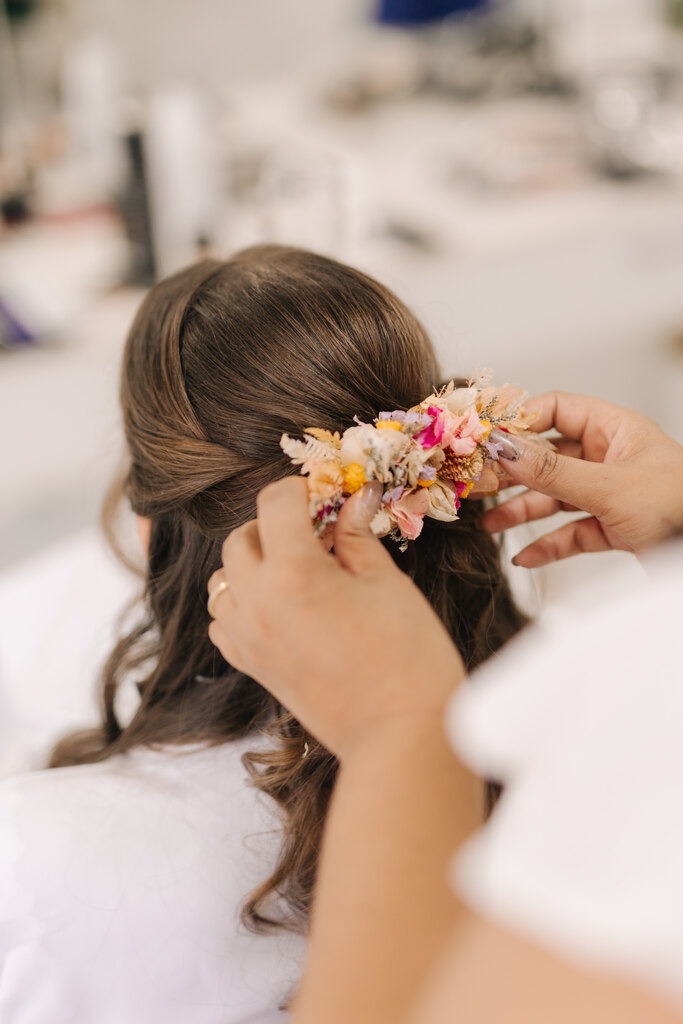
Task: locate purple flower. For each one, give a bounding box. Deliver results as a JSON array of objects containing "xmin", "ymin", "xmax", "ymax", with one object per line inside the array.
[
  {"xmin": 377, "ymin": 410, "xmax": 431, "ymax": 431},
  {"xmin": 378, "ymin": 410, "xmax": 407, "ymax": 422}
]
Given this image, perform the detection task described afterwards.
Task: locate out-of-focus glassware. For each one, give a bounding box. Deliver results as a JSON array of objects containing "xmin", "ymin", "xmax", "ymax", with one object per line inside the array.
[{"xmin": 582, "ymin": 68, "xmax": 683, "ymax": 178}]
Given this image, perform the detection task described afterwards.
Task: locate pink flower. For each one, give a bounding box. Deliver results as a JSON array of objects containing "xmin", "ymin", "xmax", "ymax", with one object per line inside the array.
[
  {"xmin": 389, "ymin": 488, "xmax": 430, "ymax": 540},
  {"xmin": 416, "ymin": 407, "xmax": 445, "ymax": 449},
  {"xmin": 442, "ymin": 407, "xmax": 487, "ymax": 456}
]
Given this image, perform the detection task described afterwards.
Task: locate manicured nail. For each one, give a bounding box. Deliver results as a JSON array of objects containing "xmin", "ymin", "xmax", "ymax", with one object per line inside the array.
[
  {"xmin": 357, "ymin": 481, "xmax": 383, "ymax": 519},
  {"xmin": 489, "ymin": 427, "xmax": 523, "ymax": 462}
]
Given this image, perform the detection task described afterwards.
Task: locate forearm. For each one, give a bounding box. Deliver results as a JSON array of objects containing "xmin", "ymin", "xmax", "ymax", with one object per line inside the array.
[{"xmin": 293, "ymin": 709, "xmax": 480, "ymax": 1024}]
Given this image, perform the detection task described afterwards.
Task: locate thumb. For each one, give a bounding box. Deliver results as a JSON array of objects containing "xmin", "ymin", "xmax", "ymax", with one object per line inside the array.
[
  {"xmin": 492, "ymin": 430, "xmax": 607, "ymax": 515},
  {"xmin": 333, "ymin": 482, "xmax": 392, "ymax": 574}
]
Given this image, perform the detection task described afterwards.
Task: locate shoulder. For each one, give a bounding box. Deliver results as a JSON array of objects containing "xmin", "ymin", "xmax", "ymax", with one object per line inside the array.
[
  {"xmin": 0, "ymin": 739, "xmax": 284, "ymax": 899},
  {"xmin": 0, "ymin": 743, "xmax": 304, "ymax": 1021}
]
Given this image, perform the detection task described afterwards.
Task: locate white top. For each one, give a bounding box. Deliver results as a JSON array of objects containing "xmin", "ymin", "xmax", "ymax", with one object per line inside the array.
[
  {"xmin": 0, "ymin": 529, "xmax": 137, "ymax": 778},
  {"xmin": 449, "ymin": 540, "xmax": 683, "ymax": 1010},
  {"xmin": 0, "ymin": 740, "xmax": 306, "ymax": 1023}
]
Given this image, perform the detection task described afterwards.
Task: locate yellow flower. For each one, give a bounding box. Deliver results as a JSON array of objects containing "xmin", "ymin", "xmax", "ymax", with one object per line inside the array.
[
  {"xmin": 460, "ymin": 481, "xmax": 474, "ymax": 499},
  {"xmin": 479, "ymin": 419, "xmax": 492, "ymax": 438},
  {"xmin": 309, "ymin": 460, "xmax": 344, "ymax": 501},
  {"xmin": 376, "ymin": 420, "xmax": 403, "ymax": 431},
  {"xmin": 417, "ymin": 478, "xmax": 434, "ymax": 488},
  {"xmin": 343, "ymin": 463, "xmax": 367, "ymax": 494}
]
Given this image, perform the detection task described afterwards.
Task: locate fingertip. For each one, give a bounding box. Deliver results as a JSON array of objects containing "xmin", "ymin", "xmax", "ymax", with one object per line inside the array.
[
  {"xmin": 207, "ymin": 569, "xmax": 224, "ymax": 595},
  {"xmin": 257, "ymin": 474, "xmax": 308, "ymax": 511},
  {"xmin": 510, "ymin": 546, "xmax": 545, "ymax": 569},
  {"xmin": 256, "ymin": 474, "xmax": 322, "ymax": 562},
  {"xmin": 338, "ymin": 481, "xmax": 383, "ymax": 532}
]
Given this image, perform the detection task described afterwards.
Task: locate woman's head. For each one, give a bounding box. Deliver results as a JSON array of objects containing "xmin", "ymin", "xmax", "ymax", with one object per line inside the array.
[
  {"xmin": 52, "ymin": 245, "xmax": 525, "ymax": 930},
  {"xmin": 123, "ymin": 245, "xmax": 439, "ymax": 532}
]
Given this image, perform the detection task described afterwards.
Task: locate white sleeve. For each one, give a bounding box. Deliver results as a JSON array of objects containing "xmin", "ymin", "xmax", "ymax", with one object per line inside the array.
[{"xmin": 448, "ymin": 543, "xmax": 683, "ymax": 1010}]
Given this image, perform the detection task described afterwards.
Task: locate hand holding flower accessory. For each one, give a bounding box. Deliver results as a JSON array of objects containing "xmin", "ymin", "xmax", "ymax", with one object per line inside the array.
[{"xmin": 281, "ymin": 373, "xmax": 550, "ymax": 548}]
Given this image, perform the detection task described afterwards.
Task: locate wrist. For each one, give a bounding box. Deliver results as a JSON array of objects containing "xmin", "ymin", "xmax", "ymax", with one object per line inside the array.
[
  {"xmin": 337, "ymin": 704, "xmax": 456, "ymax": 766},
  {"xmin": 333, "ymin": 644, "xmax": 466, "ymax": 763}
]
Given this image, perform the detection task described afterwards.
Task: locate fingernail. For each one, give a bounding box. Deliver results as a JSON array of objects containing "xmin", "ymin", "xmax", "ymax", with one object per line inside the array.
[
  {"xmin": 489, "ymin": 428, "xmax": 523, "ymax": 462},
  {"xmin": 357, "ymin": 481, "xmax": 383, "ymax": 520}
]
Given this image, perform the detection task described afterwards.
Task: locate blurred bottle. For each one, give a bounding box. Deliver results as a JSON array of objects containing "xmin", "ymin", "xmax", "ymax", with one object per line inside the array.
[
  {"xmin": 61, "ymin": 31, "xmax": 125, "ymax": 205},
  {"xmin": 145, "ymin": 86, "xmax": 220, "ymax": 279}
]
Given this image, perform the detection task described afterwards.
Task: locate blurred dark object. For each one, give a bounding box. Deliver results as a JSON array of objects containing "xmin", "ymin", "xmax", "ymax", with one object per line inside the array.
[
  {"xmin": 0, "ymin": 295, "xmax": 36, "ymax": 350},
  {"xmin": 5, "ymin": 0, "xmax": 40, "ymax": 25},
  {"xmin": 1, "ymin": 191, "xmax": 31, "ymax": 225},
  {"xmin": 328, "ymin": 2, "xmax": 560, "ymax": 114},
  {"xmin": 377, "ymin": 0, "xmax": 490, "ymax": 25},
  {"xmin": 664, "ymin": 0, "xmax": 683, "ymax": 29},
  {"xmin": 116, "ymin": 130, "xmax": 156, "ymax": 287},
  {"xmin": 427, "ymin": 7, "xmax": 555, "ymax": 98}
]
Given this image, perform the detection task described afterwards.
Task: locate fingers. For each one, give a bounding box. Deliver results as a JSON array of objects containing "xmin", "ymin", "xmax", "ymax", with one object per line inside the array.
[
  {"xmin": 333, "ymin": 482, "xmax": 391, "ymax": 575},
  {"xmin": 521, "ymin": 390, "xmax": 618, "ymax": 441},
  {"xmin": 498, "ymin": 438, "xmax": 609, "ymax": 515},
  {"xmin": 492, "ymin": 438, "xmax": 583, "ymax": 498},
  {"xmin": 552, "ymin": 437, "xmax": 583, "ymax": 461},
  {"xmin": 220, "ymin": 520, "xmax": 262, "ymax": 591},
  {"xmin": 207, "ymin": 569, "xmax": 234, "ymax": 618},
  {"xmin": 511, "ymin": 516, "xmax": 611, "ymax": 568},
  {"xmin": 208, "ymin": 618, "xmax": 245, "ymax": 672},
  {"xmin": 480, "ymin": 491, "xmax": 578, "ymax": 534},
  {"xmin": 208, "ymin": 525, "xmax": 261, "ymax": 670},
  {"xmin": 256, "ymin": 477, "xmax": 325, "ymax": 563}
]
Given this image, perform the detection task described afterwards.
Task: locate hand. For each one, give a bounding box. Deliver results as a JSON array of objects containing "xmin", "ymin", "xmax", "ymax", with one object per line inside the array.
[
  {"xmin": 481, "ymin": 391, "xmax": 683, "ymax": 568},
  {"xmin": 207, "ymin": 478, "xmax": 465, "ymax": 759}
]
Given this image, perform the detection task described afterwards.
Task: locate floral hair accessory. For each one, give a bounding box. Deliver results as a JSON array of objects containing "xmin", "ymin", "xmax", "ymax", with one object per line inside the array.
[{"xmin": 280, "ymin": 372, "xmax": 549, "ymax": 549}]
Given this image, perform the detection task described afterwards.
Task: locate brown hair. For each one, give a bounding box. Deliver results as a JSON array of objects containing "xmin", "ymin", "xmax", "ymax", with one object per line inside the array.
[{"xmin": 51, "ymin": 245, "xmax": 525, "ymax": 931}]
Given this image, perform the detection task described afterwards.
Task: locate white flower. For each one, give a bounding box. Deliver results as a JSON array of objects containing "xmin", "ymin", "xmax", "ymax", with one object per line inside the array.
[
  {"xmin": 426, "ymin": 479, "xmax": 459, "ymax": 522},
  {"xmin": 402, "ymin": 446, "xmax": 434, "ymax": 488},
  {"xmin": 370, "ymin": 507, "xmax": 393, "ymax": 537},
  {"xmin": 441, "ymin": 387, "xmax": 478, "ymax": 417},
  {"xmin": 340, "ymin": 424, "xmax": 380, "ymax": 467},
  {"xmin": 341, "ymin": 424, "xmax": 410, "ymax": 482},
  {"xmin": 281, "ymin": 433, "xmax": 339, "ymax": 475}
]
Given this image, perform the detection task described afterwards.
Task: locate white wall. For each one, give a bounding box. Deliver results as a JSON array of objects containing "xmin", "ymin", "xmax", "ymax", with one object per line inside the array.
[{"xmin": 68, "ymin": 0, "xmax": 372, "ymax": 92}]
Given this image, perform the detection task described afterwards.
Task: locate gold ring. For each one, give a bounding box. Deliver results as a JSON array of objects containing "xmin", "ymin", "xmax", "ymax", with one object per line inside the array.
[{"xmin": 207, "ymin": 578, "xmax": 230, "ymax": 618}]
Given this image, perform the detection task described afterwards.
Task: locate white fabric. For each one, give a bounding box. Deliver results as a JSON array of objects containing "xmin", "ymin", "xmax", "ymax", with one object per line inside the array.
[
  {"xmin": 0, "ymin": 531, "xmax": 306, "ymax": 1020},
  {"xmin": 0, "ymin": 529, "xmax": 137, "ymax": 777},
  {"xmin": 0, "ymin": 740, "xmax": 305, "ymax": 1023},
  {"xmin": 448, "ymin": 540, "xmax": 683, "ymax": 1009}
]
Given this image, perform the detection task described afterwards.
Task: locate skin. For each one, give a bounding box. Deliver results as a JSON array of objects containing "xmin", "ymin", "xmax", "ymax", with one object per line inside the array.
[
  {"xmin": 207, "ymin": 392, "xmax": 683, "ymax": 1024},
  {"xmin": 481, "ymin": 391, "xmax": 683, "ymax": 567},
  {"xmin": 135, "ymin": 514, "xmax": 151, "ymax": 555}
]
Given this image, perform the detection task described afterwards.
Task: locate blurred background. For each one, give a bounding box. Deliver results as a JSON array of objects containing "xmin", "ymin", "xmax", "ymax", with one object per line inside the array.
[{"xmin": 1, "ymin": 0, "xmax": 683, "ymax": 763}]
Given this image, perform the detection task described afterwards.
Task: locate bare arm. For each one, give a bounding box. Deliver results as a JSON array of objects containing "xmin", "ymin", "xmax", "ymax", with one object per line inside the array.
[
  {"xmin": 208, "ymin": 475, "xmax": 683, "ymax": 1024},
  {"xmin": 295, "ymin": 716, "xmax": 479, "ymax": 1024}
]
